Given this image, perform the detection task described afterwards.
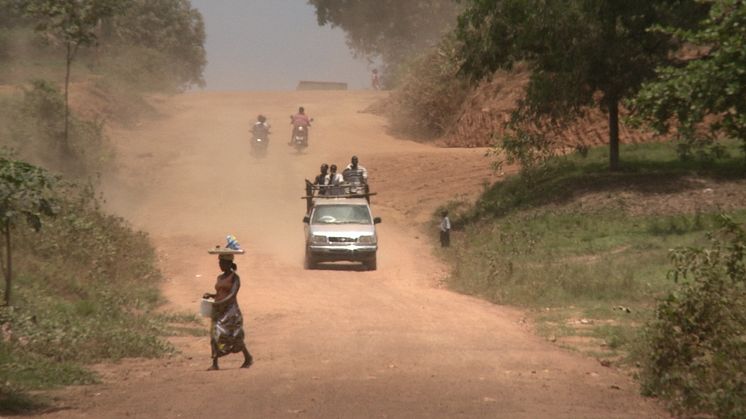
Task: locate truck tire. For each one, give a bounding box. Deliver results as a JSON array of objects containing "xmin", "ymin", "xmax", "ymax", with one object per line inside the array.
[
  {"xmin": 304, "ymin": 250, "xmax": 317, "ymax": 270},
  {"xmin": 365, "ymin": 256, "xmax": 377, "ymax": 271}
]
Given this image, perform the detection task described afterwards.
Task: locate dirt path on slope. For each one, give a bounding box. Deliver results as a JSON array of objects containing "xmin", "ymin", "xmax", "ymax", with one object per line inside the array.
[{"xmin": 37, "ymin": 91, "xmax": 667, "ymax": 418}]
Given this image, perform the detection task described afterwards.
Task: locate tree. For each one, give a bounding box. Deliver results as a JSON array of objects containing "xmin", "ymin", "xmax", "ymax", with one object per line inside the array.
[
  {"xmin": 23, "ymin": 0, "xmax": 124, "ymax": 152},
  {"xmin": 101, "ymin": 0, "xmax": 206, "ymax": 89},
  {"xmin": 631, "ymin": 0, "xmax": 746, "ymax": 159},
  {"xmin": 456, "ymin": 0, "xmax": 708, "ymax": 170},
  {"xmin": 0, "ymin": 1, "xmax": 26, "ymax": 28},
  {"xmin": 307, "ymin": 0, "xmax": 462, "ymax": 85},
  {"xmin": 0, "ymin": 156, "xmax": 58, "ymax": 305}
]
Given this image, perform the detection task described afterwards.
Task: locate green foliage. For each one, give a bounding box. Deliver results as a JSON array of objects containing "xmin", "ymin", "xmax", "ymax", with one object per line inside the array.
[
  {"xmin": 464, "ymin": 140, "xmax": 745, "ymax": 223},
  {"xmin": 641, "ymin": 217, "xmax": 746, "ymax": 418},
  {"xmin": 446, "ymin": 209, "xmax": 738, "ymax": 307},
  {"xmin": 0, "ymin": 154, "xmax": 59, "ymax": 306},
  {"xmin": 0, "ymin": 0, "xmax": 30, "ymax": 29},
  {"xmin": 631, "ymin": 0, "xmax": 746, "ymax": 160},
  {"xmin": 444, "ymin": 140, "xmax": 746, "ymax": 305},
  {"xmin": 0, "ymin": 377, "xmax": 49, "ymax": 415},
  {"xmin": 0, "ymin": 155, "xmax": 58, "ymax": 233},
  {"xmin": 1, "ymin": 0, "xmax": 206, "ymax": 92},
  {"xmin": 456, "ymin": 0, "xmax": 708, "ymax": 170},
  {"xmin": 2, "ymin": 80, "xmax": 112, "ymax": 177},
  {"xmin": 23, "ymin": 0, "xmax": 127, "ymax": 149},
  {"xmin": 493, "ymin": 128, "xmax": 558, "ymax": 175},
  {"xmin": 0, "ymin": 176, "xmax": 173, "ymax": 412},
  {"xmin": 387, "ymin": 35, "xmax": 469, "ymax": 138},
  {"xmin": 23, "ymin": 0, "xmax": 124, "ymax": 50},
  {"xmin": 308, "ymin": 0, "xmax": 462, "ymax": 86},
  {"xmin": 0, "ymin": 343, "xmax": 96, "ymax": 388},
  {"xmin": 100, "ymin": 0, "xmax": 206, "ymax": 90},
  {"xmin": 441, "ymin": 140, "xmax": 746, "ymax": 416}
]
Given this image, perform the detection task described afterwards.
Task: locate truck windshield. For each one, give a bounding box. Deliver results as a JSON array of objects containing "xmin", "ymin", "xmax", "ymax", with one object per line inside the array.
[{"xmin": 312, "ymin": 205, "xmax": 372, "ymax": 224}]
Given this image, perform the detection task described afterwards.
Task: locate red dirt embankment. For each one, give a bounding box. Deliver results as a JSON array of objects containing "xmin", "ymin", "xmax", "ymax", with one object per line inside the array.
[{"xmin": 445, "ymin": 69, "xmax": 655, "ymax": 148}]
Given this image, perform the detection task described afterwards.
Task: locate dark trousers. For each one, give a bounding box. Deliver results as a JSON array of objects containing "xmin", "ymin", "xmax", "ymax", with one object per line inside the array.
[{"xmin": 440, "ymin": 230, "xmax": 450, "ymax": 247}]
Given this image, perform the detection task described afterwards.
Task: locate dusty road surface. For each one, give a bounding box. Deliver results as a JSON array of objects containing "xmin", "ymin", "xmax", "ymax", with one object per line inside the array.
[{"xmin": 38, "ymin": 91, "xmax": 667, "ymax": 418}]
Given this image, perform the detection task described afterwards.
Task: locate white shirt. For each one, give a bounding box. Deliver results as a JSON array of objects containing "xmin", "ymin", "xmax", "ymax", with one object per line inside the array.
[
  {"xmin": 440, "ymin": 216, "xmax": 451, "ymax": 232},
  {"xmin": 325, "ymin": 172, "xmax": 345, "ymax": 195}
]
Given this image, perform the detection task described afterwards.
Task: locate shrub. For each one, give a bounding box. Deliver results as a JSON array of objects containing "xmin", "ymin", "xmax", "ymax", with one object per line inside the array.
[
  {"xmin": 0, "ymin": 168, "xmax": 172, "ymax": 412},
  {"xmin": 387, "ymin": 35, "xmax": 469, "ymax": 139},
  {"xmin": 641, "ymin": 216, "xmax": 746, "ymax": 418},
  {"xmin": 0, "ymin": 80, "xmax": 112, "ymax": 178}
]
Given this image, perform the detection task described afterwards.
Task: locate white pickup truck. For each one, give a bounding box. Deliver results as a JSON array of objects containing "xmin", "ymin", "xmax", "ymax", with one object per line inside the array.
[{"xmin": 302, "ymin": 180, "xmax": 381, "ymax": 270}]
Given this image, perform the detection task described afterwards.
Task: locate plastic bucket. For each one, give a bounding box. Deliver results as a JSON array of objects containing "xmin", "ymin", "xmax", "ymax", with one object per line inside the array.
[{"xmin": 200, "ymin": 298, "xmax": 214, "ymax": 318}]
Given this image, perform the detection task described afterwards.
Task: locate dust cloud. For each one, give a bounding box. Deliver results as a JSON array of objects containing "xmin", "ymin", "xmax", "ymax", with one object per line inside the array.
[{"xmin": 100, "ymin": 90, "xmax": 392, "ymax": 266}]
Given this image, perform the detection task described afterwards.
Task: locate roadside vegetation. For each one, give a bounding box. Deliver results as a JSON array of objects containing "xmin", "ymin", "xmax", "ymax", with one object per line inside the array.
[
  {"xmin": 438, "ymin": 140, "xmax": 745, "ymax": 417},
  {"xmin": 0, "ymin": 0, "xmax": 207, "ymax": 413},
  {"xmin": 0, "ymin": 0, "xmax": 206, "ymax": 175},
  {"xmin": 313, "ymin": 0, "xmax": 746, "ymax": 416},
  {"xmin": 322, "ymin": 0, "xmax": 746, "ymax": 415},
  {"xmin": 308, "ymin": 0, "xmax": 462, "ymax": 88},
  {"xmin": 0, "ymin": 155, "xmax": 207, "ymax": 414},
  {"xmin": 385, "ymin": 35, "xmax": 468, "ymax": 139}
]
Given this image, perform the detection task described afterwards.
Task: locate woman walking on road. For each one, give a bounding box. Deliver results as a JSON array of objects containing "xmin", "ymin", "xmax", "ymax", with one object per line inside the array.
[{"xmin": 203, "ymin": 252, "xmax": 253, "ymax": 371}]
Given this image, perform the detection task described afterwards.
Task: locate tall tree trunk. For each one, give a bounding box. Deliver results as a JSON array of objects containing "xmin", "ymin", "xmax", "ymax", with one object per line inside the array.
[
  {"xmin": 64, "ymin": 41, "xmax": 72, "ymax": 154},
  {"xmin": 608, "ymin": 98, "xmax": 620, "ymax": 171},
  {"xmin": 3, "ymin": 219, "xmax": 11, "ymax": 306}
]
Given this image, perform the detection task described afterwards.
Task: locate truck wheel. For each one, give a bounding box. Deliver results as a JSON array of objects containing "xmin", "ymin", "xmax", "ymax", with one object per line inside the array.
[
  {"xmin": 304, "ymin": 250, "xmax": 316, "ymax": 270},
  {"xmin": 365, "ymin": 256, "xmax": 377, "ymax": 271}
]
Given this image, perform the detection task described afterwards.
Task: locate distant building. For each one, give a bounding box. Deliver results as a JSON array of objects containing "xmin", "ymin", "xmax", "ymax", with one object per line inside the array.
[{"xmin": 296, "ymin": 81, "xmax": 348, "ymax": 90}]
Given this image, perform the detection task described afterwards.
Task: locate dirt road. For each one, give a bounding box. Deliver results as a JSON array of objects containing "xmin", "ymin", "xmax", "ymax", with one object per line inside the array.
[{"xmin": 39, "ymin": 91, "xmax": 666, "ymax": 418}]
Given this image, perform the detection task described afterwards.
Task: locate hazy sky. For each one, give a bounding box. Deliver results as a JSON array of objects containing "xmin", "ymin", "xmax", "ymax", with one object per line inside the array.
[{"xmin": 190, "ymin": 0, "xmax": 373, "ymax": 91}]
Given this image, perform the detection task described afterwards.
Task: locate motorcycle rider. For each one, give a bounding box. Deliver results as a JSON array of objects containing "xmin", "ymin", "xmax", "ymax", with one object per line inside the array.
[
  {"xmin": 289, "ymin": 106, "xmax": 312, "ymax": 146},
  {"xmin": 251, "ymin": 114, "xmax": 271, "ymax": 143}
]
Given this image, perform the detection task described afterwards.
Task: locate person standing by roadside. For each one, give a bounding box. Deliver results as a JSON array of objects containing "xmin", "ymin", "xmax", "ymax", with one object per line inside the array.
[
  {"xmin": 371, "ymin": 69, "xmax": 381, "ymax": 90},
  {"xmin": 440, "ymin": 210, "xmax": 451, "ymax": 247}
]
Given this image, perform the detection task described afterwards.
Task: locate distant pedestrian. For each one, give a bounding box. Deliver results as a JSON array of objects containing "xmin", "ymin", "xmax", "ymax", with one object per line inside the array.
[
  {"xmin": 440, "ymin": 210, "xmax": 451, "ymax": 247},
  {"xmin": 371, "ymin": 69, "xmax": 381, "ymax": 90}
]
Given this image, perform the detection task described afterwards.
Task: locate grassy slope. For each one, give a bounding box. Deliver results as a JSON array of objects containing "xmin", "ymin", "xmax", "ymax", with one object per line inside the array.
[
  {"xmin": 0, "ymin": 22, "xmax": 204, "ymax": 414},
  {"xmin": 0, "ymin": 183, "xmax": 205, "ymax": 414},
  {"xmin": 0, "ymin": 37, "xmax": 195, "ymax": 413},
  {"xmin": 441, "ymin": 140, "xmax": 746, "ymax": 364}
]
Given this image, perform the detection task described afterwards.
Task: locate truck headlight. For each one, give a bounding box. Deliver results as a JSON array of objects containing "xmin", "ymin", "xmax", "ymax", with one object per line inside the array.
[
  {"xmin": 312, "ymin": 235, "xmax": 327, "ymax": 244},
  {"xmin": 358, "ymin": 235, "xmax": 375, "ymax": 244}
]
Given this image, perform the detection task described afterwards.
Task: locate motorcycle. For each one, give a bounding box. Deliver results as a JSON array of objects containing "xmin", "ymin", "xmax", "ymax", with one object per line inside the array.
[
  {"xmin": 292, "ymin": 125, "xmax": 308, "ymax": 152},
  {"xmin": 250, "ymin": 123, "xmax": 270, "ymax": 157},
  {"xmin": 290, "ymin": 115, "xmax": 314, "ymax": 152}
]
